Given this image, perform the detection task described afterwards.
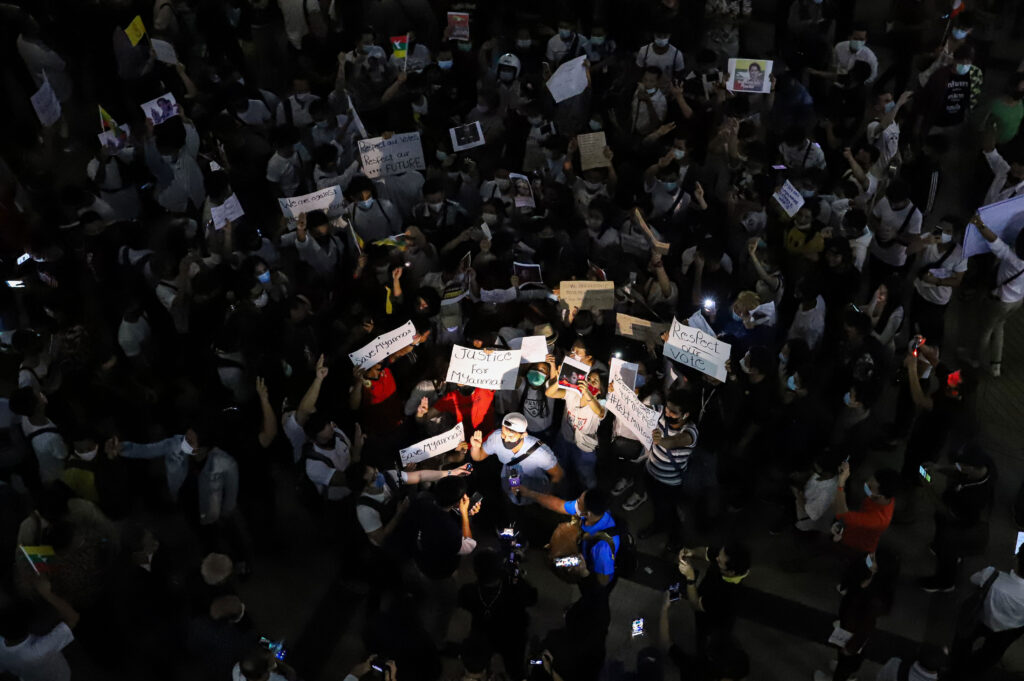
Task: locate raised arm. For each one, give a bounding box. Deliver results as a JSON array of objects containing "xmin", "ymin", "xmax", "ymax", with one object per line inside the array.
[
  {"xmin": 296, "ymin": 354, "xmax": 329, "ymax": 427},
  {"xmin": 469, "ymin": 429, "xmax": 488, "ymax": 462},
  {"xmin": 255, "ymin": 377, "xmax": 278, "ymax": 448},
  {"xmin": 518, "ymin": 488, "xmax": 572, "ymax": 514},
  {"xmin": 833, "ymin": 461, "xmax": 851, "ymax": 515}
]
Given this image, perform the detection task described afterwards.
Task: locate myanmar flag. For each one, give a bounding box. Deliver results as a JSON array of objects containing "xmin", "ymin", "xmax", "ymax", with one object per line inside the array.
[
  {"xmin": 99, "ymin": 105, "xmax": 118, "ymax": 132},
  {"xmin": 20, "ymin": 545, "xmax": 55, "ymax": 574},
  {"xmin": 390, "ymin": 35, "xmax": 408, "ymax": 58}
]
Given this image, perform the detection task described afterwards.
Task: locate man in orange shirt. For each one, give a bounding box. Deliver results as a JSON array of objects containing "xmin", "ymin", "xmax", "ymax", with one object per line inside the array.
[
  {"xmin": 417, "ymin": 384, "xmax": 496, "ymax": 436},
  {"xmin": 831, "ymin": 462, "xmax": 899, "ymax": 554}
]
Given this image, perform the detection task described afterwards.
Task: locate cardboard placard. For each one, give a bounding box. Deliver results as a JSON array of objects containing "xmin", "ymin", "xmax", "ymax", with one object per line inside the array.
[
  {"xmin": 607, "ymin": 378, "xmax": 660, "ymax": 449},
  {"xmin": 348, "ymin": 320, "xmax": 417, "ymax": 369},
  {"xmin": 357, "ymin": 132, "xmax": 425, "ymax": 179},
  {"xmin": 508, "ymin": 335, "xmax": 549, "ymax": 364},
  {"xmin": 615, "ymin": 313, "xmax": 669, "ymax": 342},
  {"xmin": 558, "ymin": 280, "xmax": 615, "ymax": 311},
  {"xmin": 577, "ymin": 131, "xmax": 610, "ymax": 171},
  {"xmin": 445, "ymin": 346, "xmax": 521, "ymax": 390},
  {"xmin": 399, "ymin": 422, "xmax": 465, "ymax": 466},
  {"xmin": 450, "ymin": 121, "xmax": 485, "ymax": 151},
  {"xmin": 210, "ymin": 194, "xmax": 245, "ymax": 230},
  {"xmin": 663, "ymin": 318, "xmax": 731, "ymax": 381},
  {"xmin": 278, "ymin": 185, "xmax": 344, "ymax": 218},
  {"xmin": 726, "ymin": 58, "xmax": 773, "ymax": 94}
]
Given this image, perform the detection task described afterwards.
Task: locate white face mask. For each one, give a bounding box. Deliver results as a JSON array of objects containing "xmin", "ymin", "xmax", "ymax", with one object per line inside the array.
[
  {"xmin": 939, "ymin": 231, "xmax": 953, "ymax": 244},
  {"xmin": 181, "ymin": 438, "xmax": 195, "ymax": 455},
  {"xmin": 427, "ymin": 201, "xmax": 443, "ymax": 212},
  {"xmin": 482, "ymin": 213, "xmax": 498, "ymax": 226},
  {"xmin": 863, "ymin": 482, "xmax": 873, "ymax": 497},
  {"xmin": 77, "ymin": 447, "xmax": 98, "ymax": 462},
  {"xmin": 654, "ymin": 37, "xmax": 670, "ymax": 47}
]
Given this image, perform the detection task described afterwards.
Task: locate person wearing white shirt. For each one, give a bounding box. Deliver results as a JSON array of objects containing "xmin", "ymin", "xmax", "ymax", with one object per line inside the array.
[
  {"xmin": 266, "ymin": 128, "xmax": 310, "ymax": 198},
  {"xmin": 631, "ymin": 68, "xmax": 669, "ymax": 137},
  {"xmin": 144, "ymin": 121, "xmax": 206, "ymax": 214},
  {"xmin": 545, "ymin": 365, "xmax": 606, "ymax": 491},
  {"xmin": 275, "ymin": 87, "xmax": 320, "ymax": 128},
  {"xmin": 0, "ymin": 578, "xmax": 79, "ymax": 681},
  {"xmin": 546, "ymin": 20, "xmax": 590, "ymax": 65},
  {"xmin": 86, "ymin": 145, "xmax": 141, "ymax": 221},
  {"xmin": 910, "ymin": 218, "xmax": 966, "ymax": 344},
  {"xmin": 949, "ymin": 547, "xmax": 1024, "ymax": 676},
  {"xmin": 867, "ymin": 91, "xmax": 912, "ymax": 173},
  {"xmin": 869, "ymin": 182, "xmax": 922, "ymax": 280},
  {"xmin": 831, "ymin": 29, "xmax": 879, "ymax": 83},
  {"xmin": 981, "ymin": 142, "xmax": 1024, "ymax": 207},
  {"xmin": 968, "ymin": 216, "xmax": 1024, "ymax": 377},
  {"xmin": 779, "ymin": 128, "xmax": 827, "ymax": 171},
  {"xmin": 635, "ymin": 33, "xmax": 685, "ymax": 86},
  {"xmin": 793, "ymin": 454, "xmax": 841, "ymax": 533},
  {"xmin": 9, "ymin": 387, "xmax": 67, "ymax": 485},
  {"xmin": 278, "ymin": 0, "xmax": 320, "ymax": 50},
  {"xmin": 788, "ymin": 293, "xmax": 826, "ymax": 351}
]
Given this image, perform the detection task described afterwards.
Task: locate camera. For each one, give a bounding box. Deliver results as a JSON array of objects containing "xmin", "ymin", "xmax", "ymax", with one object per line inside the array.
[
  {"xmin": 667, "ymin": 582, "xmax": 682, "ymax": 602},
  {"xmin": 554, "ymin": 555, "xmax": 581, "ymax": 568},
  {"xmin": 498, "ymin": 526, "xmax": 525, "ymax": 580},
  {"xmin": 631, "ymin": 618, "xmax": 645, "ymax": 637},
  {"xmin": 259, "ymin": 637, "xmax": 286, "ymax": 660}
]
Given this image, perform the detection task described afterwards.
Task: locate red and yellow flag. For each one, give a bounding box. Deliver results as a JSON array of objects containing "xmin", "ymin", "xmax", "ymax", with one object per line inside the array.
[{"xmin": 390, "ymin": 35, "xmax": 408, "ymax": 59}]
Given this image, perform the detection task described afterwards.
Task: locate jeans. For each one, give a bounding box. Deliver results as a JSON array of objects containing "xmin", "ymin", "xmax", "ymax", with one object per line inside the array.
[
  {"xmin": 553, "ymin": 433, "xmax": 598, "ymax": 493},
  {"xmin": 977, "ymin": 295, "xmax": 1024, "ymax": 366}
]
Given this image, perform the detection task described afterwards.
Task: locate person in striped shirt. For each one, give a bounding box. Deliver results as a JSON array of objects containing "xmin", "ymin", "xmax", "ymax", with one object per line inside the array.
[{"xmin": 638, "ymin": 390, "xmax": 700, "ymax": 551}]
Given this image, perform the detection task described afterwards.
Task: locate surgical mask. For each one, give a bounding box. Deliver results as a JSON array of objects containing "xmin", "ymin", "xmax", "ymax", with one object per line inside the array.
[
  {"xmin": 358, "ymin": 198, "xmax": 374, "ymax": 210},
  {"xmin": 732, "ymin": 310, "xmax": 743, "ymax": 322},
  {"xmin": 589, "ymin": 119, "xmax": 602, "ymax": 131},
  {"xmin": 786, "ymin": 375, "xmax": 798, "ymax": 392},
  {"xmin": 739, "ymin": 355, "xmax": 752, "ymax": 374},
  {"xmin": 779, "ymin": 352, "xmax": 788, "ymax": 366},
  {"xmin": 427, "ymin": 201, "xmax": 443, "ymax": 212},
  {"xmin": 955, "ymin": 63, "xmax": 970, "ymax": 75},
  {"xmin": 952, "ymin": 28, "xmax": 968, "ymax": 40},
  {"xmin": 646, "ymin": 87, "xmax": 658, "ymax": 95},
  {"xmin": 436, "ymin": 150, "xmax": 448, "ymax": 162},
  {"xmin": 865, "ymin": 554, "xmax": 874, "ymax": 569},
  {"xmin": 253, "ymin": 291, "xmax": 269, "ymax": 308},
  {"xmin": 673, "ymin": 149, "xmax": 686, "ymax": 161},
  {"xmin": 939, "ymin": 231, "xmax": 953, "ymax": 244},
  {"xmin": 315, "ymin": 120, "xmax": 330, "ymax": 128},
  {"xmin": 559, "ymin": 29, "xmax": 572, "ymax": 40},
  {"xmin": 635, "ymin": 374, "xmax": 647, "ymax": 388},
  {"xmin": 496, "ymin": 179, "xmax": 511, "ymax": 191},
  {"xmin": 360, "ymin": 44, "xmax": 373, "ymax": 54},
  {"xmin": 528, "ymin": 116, "xmax": 543, "ymax": 126},
  {"xmin": 654, "ymin": 37, "xmax": 670, "ymax": 48},
  {"xmin": 586, "ymin": 384, "xmax": 601, "ymax": 396},
  {"xmin": 884, "ymin": 100, "xmax": 896, "ymax": 113},
  {"xmin": 482, "ymin": 213, "xmax": 498, "ymax": 225},
  {"xmin": 373, "ymin": 472, "xmax": 386, "ymax": 490},
  {"xmin": 499, "ymin": 70, "xmax": 515, "ymax": 82},
  {"xmin": 849, "ymin": 39, "xmax": 864, "ymax": 52},
  {"xmin": 661, "ymin": 180, "xmax": 678, "ymax": 192},
  {"xmin": 585, "ymin": 217, "xmax": 603, "ymax": 230},
  {"xmin": 527, "ymin": 370, "xmax": 546, "ymax": 386},
  {"xmin": 257, "ymin": 270, "xmax": 271, "ymax": 284},
  {"xmin": 863, "ymin": 482, "xmax": 873, "ymax": 497},
  {"xmin": 77, "ymin": 447, "xmax": 98, "ymax": 462},
  {"xmin": 412, "ymin": 100, "xmax": 428, "ymax": 114},
  {"xmin": 584, "ymin": 180, "xmax": 603, "ymax": 192},
  {"xmin": 438, "ymin": 59, "xmax": 454, "ymax": 70},
  {"xmin": 590, "ymin": 35, "xmax": 605, "ymax": 46},
  {"xmin": 843, "ymin": 391, "xmax": 853, "ymax": 407},
  {"xmin": 799, "ymin": 189, "xmax": 816, "ymax": 198},
  {"xmin": 516, "ymin": 39, "xmax": 532, "ymax": 49},
  {"xmin": 181, "ymin": 438, "xmax": 195, "ymax": 455},
  {"xmin": 501, "ymin": 437, "xmax": 519, "ymax": 449},
  {"xmin": 457, "ymin": 42, "xmax": 473, "ymax": 52}
]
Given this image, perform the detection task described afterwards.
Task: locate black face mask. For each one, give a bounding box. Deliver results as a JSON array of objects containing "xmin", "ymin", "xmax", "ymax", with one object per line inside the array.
[{"xmin": 501, "ymin": 437, "xmax": 519, "ymax": 450}]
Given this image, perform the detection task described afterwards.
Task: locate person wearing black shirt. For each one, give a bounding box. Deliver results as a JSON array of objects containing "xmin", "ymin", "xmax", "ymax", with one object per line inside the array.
[
  {"xmin": 676, "ymin": 543, "xmax": 752, "ymax": 657},
  {"xmin": 919, "ymin": 446, "xmax": 995, "ymax": 592}
]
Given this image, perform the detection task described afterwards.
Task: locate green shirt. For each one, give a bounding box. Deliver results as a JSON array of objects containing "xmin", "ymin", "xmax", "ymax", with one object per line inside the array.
[{"xmin": 989, "ymin": 97, "xmax": 1023, "ymax": 145}]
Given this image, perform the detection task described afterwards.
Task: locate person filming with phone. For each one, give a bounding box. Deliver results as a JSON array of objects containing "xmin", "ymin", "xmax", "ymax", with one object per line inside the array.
[{"xmin": 675, "ymin": 543, "xmax": 752, "ymax": 657}]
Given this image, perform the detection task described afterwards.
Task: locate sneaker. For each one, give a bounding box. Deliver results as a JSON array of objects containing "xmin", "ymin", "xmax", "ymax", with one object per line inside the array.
[
  {"xmin": 991, "ymin": 362, "xmax": 1001, "ymax": 378},
  {"xmin": 623, "ymin": 491, "xmax": 648, "ymax": 511},
  {"xmin": 611, "ymin": 477, "xmax": 633, "ymax": 496},
  {"xmin": 918, "ymin": 577, "xmax": 955, "ymax": 593}
]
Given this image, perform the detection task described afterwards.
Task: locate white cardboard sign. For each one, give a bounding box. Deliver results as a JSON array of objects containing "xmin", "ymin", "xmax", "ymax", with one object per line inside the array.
[
  {"xmin": 773, "ymin": 180, "xmax": 805, "ymax": 218},
  {"xmin": 609, "ymin": 357, "xmax": 638, "ymax": 390},
  {"xmin": 508, "ymin": 335, "xmax": 548, "ymax": 364},
  {"xmin": 607, "ymin": 378, "xmax": 661, "ymax": 450},
  {"xmin": 963, "ymin": 195, "xmax": 1024, "ymax": 258},
  {"xmin": 31, "ymin": 77, "xmax": 61, "ymax": 128},
  {"xmin": 210, "ymin": 193, "xmax": 245, "ymax": 229},
  {"xmin": 546, "ymin": 55, "xmax": 589, "ymax": 103},
  {"xmin": 445, "ymin": 346, "xmax": 521, "ymax": 390},
  {"xmin": 278, "ymin": 185, "xmax": 344, "ymax": 218},
  {"xmin": 663, "ymin": 317, "xmax": 731, "ymax": 381},
  {"xmin": 399, "ymin": 422, "xmax": 465, "ymax": 466},
  {"xmin": 348, "ymin": 320, "xmax": 417, "ymax": 369},
  {"xmin": 357, "ymin": 132, "xmax": 425, "ymax": 179}
]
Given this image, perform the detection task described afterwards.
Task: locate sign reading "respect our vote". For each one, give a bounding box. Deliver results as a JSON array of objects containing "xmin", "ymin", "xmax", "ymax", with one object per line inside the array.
[
  {"xmin": 445, "ymin": 346, "xmax": 521, "ymax": 390},
  {"xmin": 348, "ymin": 321, "xmax": 417, "ymax": 370},
  {"xmin": 357, "ymin": 132, "xmax": 426, "ymax": 179},
  {"xmin": 663, "ymin": 318, "xmax": 731, "ymax": 382}
]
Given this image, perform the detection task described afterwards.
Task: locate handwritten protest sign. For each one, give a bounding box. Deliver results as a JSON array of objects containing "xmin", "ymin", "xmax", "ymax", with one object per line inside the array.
[
  {"xmin": 546, "ymin": 55, "xmax": 588, "ymax": 103},
  {"xmin": 399, "ymin": 422, "xmax": 465, "ymax": 466},
  {"xmin": 447, "ymin": 12, "xmax": 470, "ymax": 41},
  {"xmin": 773, "ymin": 180, "xmax": 805, "ymax": 218},
  {"xmin": 508, "ymin": 335, "xmax": 548, "ymax": 363},
  {"xmin": 963, "ymin": 195, "xmax": 1024, "ymax": 258},
  {"xmin": 124, "ymin": 15, "xmax": 146, "ymax": 46},
  {"xmin": 558, "ymin": 280, "xmax": 615, "ymax": 311},
  {"xmin": 615, "ymin": 313, "xmax": 669, "ymax": 342},
  {"xmin": 446, "ymin": 346, "xmax": 521, "ymax": 390},
  {"xmin": 30, "ymin": 77, "xmax": 61, "ymax": 128},
  {"xmin": 210, "ymin": 194, "xmax": 245, "ymax": 229},
  {"xmin": 357, "ymin": 133, "xmax": 425, "ymax": 179},
  {"xmin": 278, "ymin": 185, "xmax": 344, "ymax": 218},
  {"xmin": 577, "ymin": 131, "xmax": 610, "ymax": 171},
  {"xmin": 663, "ymin": 318, "xmax": 731, "ymax": 381},
  {"xmin": 607, "ymin": 379, "xmax": 661, "ymax": 449},
  {"xmin": 348, "ymin": 321, "xmax": 417, "ymax": 369},
  {"xmin": 609, "ymin": 357, "xmax": 638, "ymax": 390}
]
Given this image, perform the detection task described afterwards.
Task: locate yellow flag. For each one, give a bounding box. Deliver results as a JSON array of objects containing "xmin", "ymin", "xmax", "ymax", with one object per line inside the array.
[
  {"xmin": 125, "ymin": 15, "xmax": 146, "ymax": 46},
  {"xmin": 385, "ymin": 286, "xmax": 393, "ymax": 314}
]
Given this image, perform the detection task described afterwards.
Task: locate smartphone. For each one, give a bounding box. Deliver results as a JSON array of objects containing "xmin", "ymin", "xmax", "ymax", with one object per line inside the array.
[
  {"xmin": 469, "ymin": 491, "xmax": 483, "ymax": 508},
  {"xmin": 631, "ymin": 618, "xmax": 645, "ymax": 637},
  {"xmin": 259, "ymin": 637, "xmax": 286, "ymax": 660},
  {"xmin": 6, "ymin": 280, "xmax": 25, "ymax": 288},
  {"xmin": 911, "ymin": 336, "xmax": 926, "ymax": 357},
  {"xmin": 1015, "ymin": 531, "xmax": 1024, "ymax": 554},
  {"xmin": 668, "ymin": 582, "xmax": 682, "ymax": 602},
  {"xmin": 703, "ymin": 298, "xmax": 716, "ymax": 311},
  {"xmin": 16, "ymin": 253, "xmax": 30, "ymax": 266},
  {"xmin": 529, "ymin": 658, "xmax": 544, "ymax": 666},
  {"xmin": 555, "ymin": 555, "xmax": 581, "ymax": 568},
  {"xmin": 508, "ymin": 477, "xmax": 521, "ymax": 489},
  {"xmin": 371, "ymin": 663, "xmax": 385, "ymax": 673},
  {"xmin": 771, "ymin": 164, "xmax": 787, "ymax": 170},
  {"xmin": 500, "ymin": 527, "xmax": 516, "ymax": 538},
  {"xmin": 464, "ymin": 463, "xmax": 473, "ymax": 472},
  {"xmin": 919, "ymin": 465, "xmax": 931, "ymax": 483}
]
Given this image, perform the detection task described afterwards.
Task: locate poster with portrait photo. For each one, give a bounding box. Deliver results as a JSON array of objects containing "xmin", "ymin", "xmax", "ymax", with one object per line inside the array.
[
  {"xmin": 450, "ymin": 121, "xmax": 485, "ymax": 151},
  {"xmin": 509, "ymin": 173, "xmax": 535, "ymax": 209},
  {"xmin": 140, "ymin": 92, "xmax": 179, "ymax": 125},
  {"xmin": 513, "ymin": 261, "xmax": 543, "ymax": 289},
  {"xmin": 556, "ymin": 357, "xmax": 591, "ymax": 394},
  {"xmin": 726, "ymin": 59, "xmax": 772, "ymax": 94}
]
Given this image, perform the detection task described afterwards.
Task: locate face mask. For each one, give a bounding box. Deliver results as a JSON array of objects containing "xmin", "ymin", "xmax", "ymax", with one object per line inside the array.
[
  {"xmin": 482, "ymin": 213, "xmax": 498, "ymax": 225},
  {"xmin": 589, "ymin": 119, "xmax": 602, "ymax": 131},
  {"xmin": 673, "ymin": 149, "xmax": 686, "ymax": 161},
  {"xmin": 584, "ymin": 383, "xmax": 599, "ymax": 396},
  {"xmin": 635, "ymin": 374, "xmax": 646, "ymax": 388},
  {"xmin": 315, "ymin": 120, "xmax": 330, "ymax": 129},
  {"xmin": 779, "ymin": 352, "xmax": 788, "ymax": 365},
  {"xmin": 661, "ymin": 180, "xmax": 678, "ymax": 192},
  {"xmin": 528, "ymin": 116, "xmax": 543, "ymax": 126},
  {"xmin": 358, "ymin": 198, "xmax": 375, "ymax": 210},
  {"xmin": 884, "ymin": 100, "xmax": 896, "ymax": 113},
  {"xmin": 77, "ymin": 447, "xmax": 98, "ymax": 462},
  {"xmin": 253, "ymin": 291, "xmax": 269, "ymax": 308},
  {"xmin": 457, "ymin": 42, "xmax": 473, "ymax": 52},
  {"xmin": 459, "ymin": 385, "xmax": 475, "ymax": 395},
  {"xmin": 732, "ymin": 310, "xmax": 743, "ymax": 322},
  {"xmin": 412, "ymin": 100, "xmax": 428, "ymax": 114},
  {"xmin": 527, "ymin": 370, "xmax": 546, "ymax": 386},
  {"xmin": 438, "ymin": 59, "xmax": 454, "ymax": 70},
  {"xmin": 373, "ymin": 472, "xmax": 386, "ymax": 490},
  {"xmin": 426, "ymin": 201, "xmax": 443, "ymax": 213},
  {"xmin": 955, "ymin": 63, "xmax": 971, "ymax": 75},
  {"xmin": 849, "ymin": 39, "xmax": 864, "ymax": 52},
  {"xmin": 952, "ymin": 28, "xmax": 968, "ymax": 40},
  {"xmin": 499, "ymin": 70, "xmax": 515, "ymax": 83},
  {"xmin": 585, "ymin": 217, "xmax": 603, "ymax": 230},
  {"xmin": 559, "ymin": 29, "xmax": 572, "ymax": 40},
  {"xmin": 436, "ymin": 150, "xmax": 449, "ymax": 162},
  {"xmin": 739, "ymin": 355, "xmax": 752, "ymax": 374},
  {"xmin": 590, "ymin": 35, "xmax": 605, "ymax": 46},
  {"xmin": 496, "ymin": 179, "xmax": 511, "ymax": 191},
  {"xmin": 843, "ymin": 391, "xmax": 853, "ymax": 407},
  {"xmin": 516, "ymin": 39, "xmax": 532, "ymax": 49},
  {"xmin": 501, "ymin": 436, "xmax": 519, "ymax": 449},
  {"xmin": 812, "ymin": 0, "xmax": 823, "ymax": 4},
  {"xmin": 181, "ymin": 438, "xmax": 195, "ymax": 455},
  {"xmin": 654, "ymin": 37, "xmax": 670, "ymax": 48},
  {"xmin": 865, "ymin": 554, "xmax": 874, "ymax": 569},
  {"xmin": 361, "ymin": 44, "xmax": 373, "ymax": 54},
  {"xmin": 799, "ymin": 189, "xmax": 816, "ymax": 198},
  {"xmin": 584, "ymin": 180, "xmax": 603, "ymax": 192},
  {"xmin": 646, "ymin": 87, "xmax": 658, "ymax": 95},
  {"xmin": 939, "ymin": 231, "xmax": 953, "ymax": 244},
  {"xmin": 795, "ymin": 219, "xmax": 812, "ymax": 231},
  {"xmin": 863, "ymin": 482, "xmax": 874, "ymax": 497},
  {"xmin": 257, "ymin": 270, "xmax": 271, "ymax": 284},
  {"xmin": 786, "ymin": 375, "xmax": 798, "ymax": 392}
]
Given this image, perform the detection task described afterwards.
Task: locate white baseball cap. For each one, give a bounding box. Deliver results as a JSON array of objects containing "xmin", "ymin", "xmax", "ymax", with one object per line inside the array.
[{"xmin": 502, "ymin": 412, "xmax": 528, "ymax": 433}]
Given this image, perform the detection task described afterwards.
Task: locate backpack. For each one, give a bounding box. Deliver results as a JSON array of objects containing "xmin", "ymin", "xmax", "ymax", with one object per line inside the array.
[{"xmin": 548, "ymin": 513, "xmax": 637, "ymax": 582}]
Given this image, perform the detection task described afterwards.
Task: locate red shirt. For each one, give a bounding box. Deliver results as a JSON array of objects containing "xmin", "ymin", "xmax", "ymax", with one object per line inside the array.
[
  {"xmin": 838, "ymin": 497, "xmax": 894, "ymax": 554},
  {"xmin": 433, "ymin": 388, "xmax": 495, "ymax": 434},
  {"xmin": 364, "ymin": 368, "xmax": 397, "ymax": 405}
]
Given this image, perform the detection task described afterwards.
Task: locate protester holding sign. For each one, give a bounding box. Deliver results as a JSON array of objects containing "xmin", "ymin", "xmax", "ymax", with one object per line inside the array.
[{"xmin": 545, "ymin": 352, "xmax": 606, "ymax": 493}]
